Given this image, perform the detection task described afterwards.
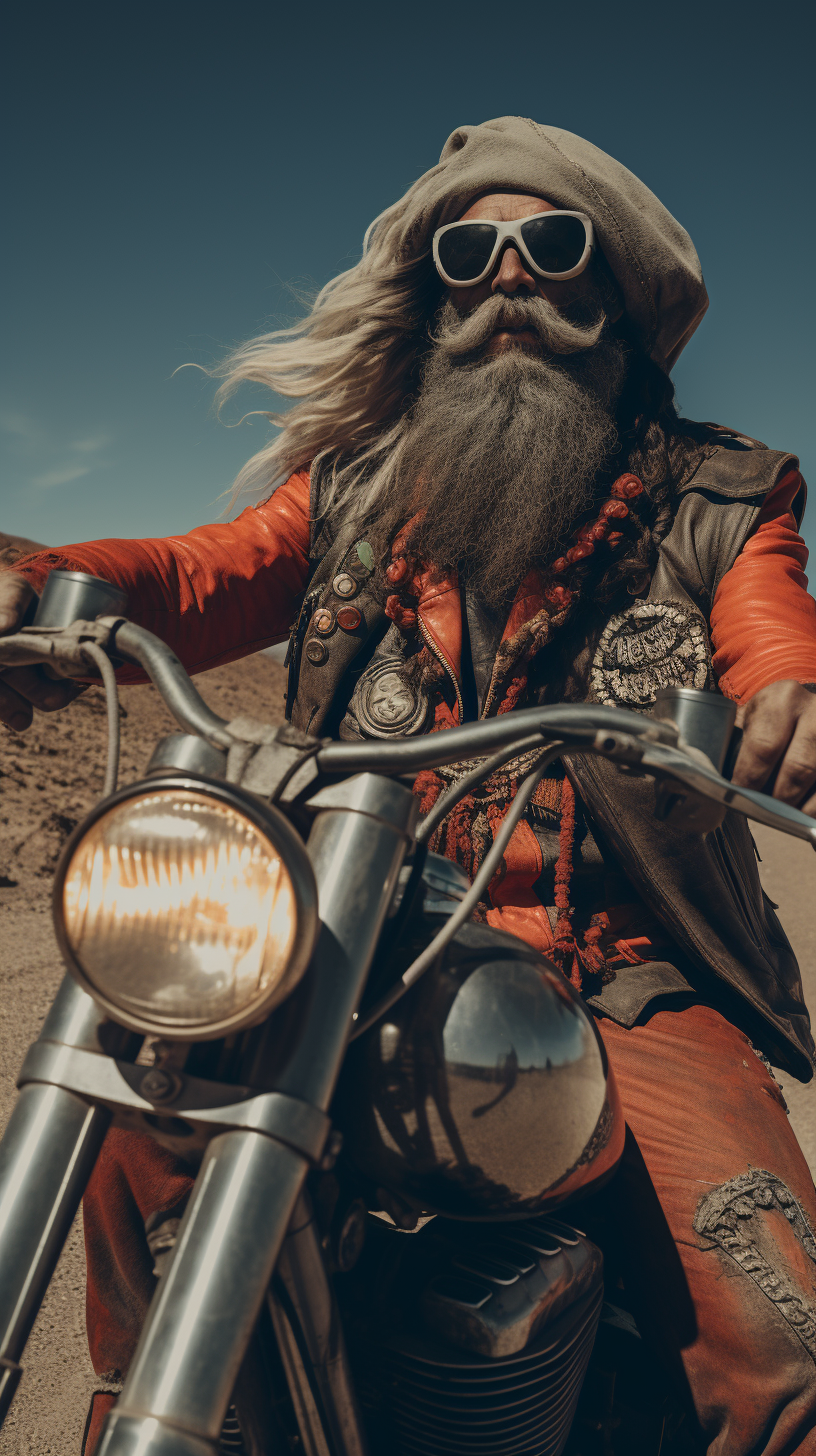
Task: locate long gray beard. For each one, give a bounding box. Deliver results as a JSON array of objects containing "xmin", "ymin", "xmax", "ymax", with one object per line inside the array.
[{"xmin": 383, "ymin": 294, "xmax": 628, "ymax": 610}]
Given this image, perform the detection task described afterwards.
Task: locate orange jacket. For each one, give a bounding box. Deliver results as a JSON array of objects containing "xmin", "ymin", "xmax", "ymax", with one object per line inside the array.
[{"xmin": 11, "ymin": 466, "xmax": 815, "ymax": 701}]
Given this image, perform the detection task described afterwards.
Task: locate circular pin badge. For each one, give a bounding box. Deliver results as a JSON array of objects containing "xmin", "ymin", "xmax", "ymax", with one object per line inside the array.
[
  {"xmin": 590, "ymin": 602, "xmax": 710, "ymax": 708},
  {"xmin": 336, "ymin": 606, "xmax": 362, "ymax": 632},
  {"xmin": 312, "ymin": 608, "xmax": 335, "ymax": 636},
  {"xmin": 304, "ymin": 639, "xmax": 329, "ymax": 666},
  {"xmin": 351, "ymin": 654, "xmax": 429, "ymax": 738},
  {"xmin": 333, "ymin": 573, "xmax": 358, "ymax": 599}
]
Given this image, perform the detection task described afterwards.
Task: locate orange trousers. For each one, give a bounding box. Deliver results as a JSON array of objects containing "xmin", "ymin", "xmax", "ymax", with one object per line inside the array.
[
  {"xmin": 82, "ymin": 1003, "xmax": 816, "ymax": 1455},
  {"xmin": 594, "ymin": 1006, "xmax": 816, "ymax": 1455}
]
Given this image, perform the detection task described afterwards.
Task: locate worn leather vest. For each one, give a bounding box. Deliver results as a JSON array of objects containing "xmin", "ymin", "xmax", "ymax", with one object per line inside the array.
[{"xmin": 287, "ymin": 436, "xmax": 814, "ymax": 1079}]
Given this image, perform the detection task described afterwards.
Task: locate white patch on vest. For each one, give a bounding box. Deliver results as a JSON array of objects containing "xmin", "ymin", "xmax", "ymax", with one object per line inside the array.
[{"xmin": 590, "ymin": 601, "xmax": 710, "ymax": 708}]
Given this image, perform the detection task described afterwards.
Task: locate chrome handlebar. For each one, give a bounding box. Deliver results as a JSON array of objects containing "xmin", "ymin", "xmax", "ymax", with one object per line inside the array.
[{"xmin": 3, "ymin": 616, "xmax": 815, "ymax": 847}]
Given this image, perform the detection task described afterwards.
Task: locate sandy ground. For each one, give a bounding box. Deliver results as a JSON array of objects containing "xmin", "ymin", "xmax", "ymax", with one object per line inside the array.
[{"xmin": 0, "ymin": 657, "xmax": 814, "ymax": 1452}]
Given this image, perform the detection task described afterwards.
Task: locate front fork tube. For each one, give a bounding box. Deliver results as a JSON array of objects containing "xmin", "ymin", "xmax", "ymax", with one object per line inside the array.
[
  {"xmin": 98, "ymin": 1128, "xmax": 310, "ymax": 1456},
  {"xmin": 0, "ymin": 977, "xmax": 110, "ymax": 1421},
  {"xmin": 268, "ymin": 1192, "xmax": 368, "ymax": 1456},
  {"xmin": 98, "ymin": 775, "xmax": 416, "ymax": 1456}
]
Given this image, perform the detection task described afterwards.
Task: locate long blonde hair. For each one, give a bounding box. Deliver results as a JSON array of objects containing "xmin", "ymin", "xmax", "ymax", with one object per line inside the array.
[{"xmin": 214, "ymin": 199, "xmax": 441, "ymax": 516}]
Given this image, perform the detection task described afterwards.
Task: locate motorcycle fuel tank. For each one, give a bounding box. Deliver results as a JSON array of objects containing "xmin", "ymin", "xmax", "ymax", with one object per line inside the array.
[{"xmin": 335, "ymin": 921, "xmax": 624, "ymax": 1219}]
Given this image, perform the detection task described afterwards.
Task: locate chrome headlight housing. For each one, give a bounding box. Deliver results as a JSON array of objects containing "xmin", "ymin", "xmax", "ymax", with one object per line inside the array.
[{"xmin": 54, "ymin": 777, "xmax": 319, "ymax": 1039}]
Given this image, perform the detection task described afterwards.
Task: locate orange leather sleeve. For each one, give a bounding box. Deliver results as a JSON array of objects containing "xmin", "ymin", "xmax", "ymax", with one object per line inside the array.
[
  {"xmin": 10, "ymin": 469, "xmax": 312, "ymax": 680},
  {"xmin": 711, "ymin": 469, "xmax": 816, "ymax": 702}
]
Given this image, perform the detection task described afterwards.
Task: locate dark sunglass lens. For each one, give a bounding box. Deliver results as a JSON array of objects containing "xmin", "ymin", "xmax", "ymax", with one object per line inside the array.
[
  {"xmin": 437, "ymin": 223, "xmax": 497, "ymax": 282},
  {"xmin": 521, "ymin": 215, "xmax": 587, "ymax": 275}
]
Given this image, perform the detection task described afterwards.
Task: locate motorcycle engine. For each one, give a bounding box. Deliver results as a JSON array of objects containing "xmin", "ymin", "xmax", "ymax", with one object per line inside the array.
[{"xmin": 341, "ymin": 1210, "xmax": 603, "ymax": 1456}]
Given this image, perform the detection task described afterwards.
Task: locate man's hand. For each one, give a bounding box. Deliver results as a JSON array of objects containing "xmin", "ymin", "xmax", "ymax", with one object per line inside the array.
[
  {"xmin": 731, "ymin": 679, "xmax": 816, "ymax": 816},
  {"xmin": 0, "ymin": 573, "xmax": 82, "ymax": 731}
]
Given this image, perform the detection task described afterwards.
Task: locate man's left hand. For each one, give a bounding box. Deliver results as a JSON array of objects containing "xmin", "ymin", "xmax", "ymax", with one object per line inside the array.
[{"xmin": 731, "ymin": 680, "xmax": 816, "ymax": 816}]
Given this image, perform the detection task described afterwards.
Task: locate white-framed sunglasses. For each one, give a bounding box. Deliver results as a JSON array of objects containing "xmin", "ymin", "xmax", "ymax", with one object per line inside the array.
[{"xmin": 432, "ymin": 211, "xmax": 595, "ymax": 288}]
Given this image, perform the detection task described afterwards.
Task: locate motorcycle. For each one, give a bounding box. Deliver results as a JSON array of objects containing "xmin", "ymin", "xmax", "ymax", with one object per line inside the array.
[{"xmin": 0, "ymin": 567, "xmax": 814, "ymax": 1456}]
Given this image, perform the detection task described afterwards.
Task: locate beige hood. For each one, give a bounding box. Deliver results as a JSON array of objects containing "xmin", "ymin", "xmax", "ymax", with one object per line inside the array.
[{"xmin": 378, "ymin": 116, "xmax": 708, "ymax": 372}]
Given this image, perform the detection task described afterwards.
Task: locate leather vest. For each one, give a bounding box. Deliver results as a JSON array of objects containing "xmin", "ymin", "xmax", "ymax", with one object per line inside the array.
[{"xmin": 287, "ymin": 436, "xmax": 814, "ymax": 1080}]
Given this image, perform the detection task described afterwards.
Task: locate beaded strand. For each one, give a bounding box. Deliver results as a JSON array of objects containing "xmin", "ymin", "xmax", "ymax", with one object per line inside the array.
[{"xmin": 384, "ymin": 473, "xmax": 645, "ymax": 628}]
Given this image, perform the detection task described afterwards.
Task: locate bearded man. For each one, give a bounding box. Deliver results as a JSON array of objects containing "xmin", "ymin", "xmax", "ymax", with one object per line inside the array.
[{"xmin": 2, "ymin": 117, "xmax": 816, "ymax": 1454}]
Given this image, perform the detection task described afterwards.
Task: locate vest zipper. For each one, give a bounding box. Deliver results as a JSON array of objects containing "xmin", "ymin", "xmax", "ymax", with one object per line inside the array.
[
  {"xmin": 417, "ymin": 615, "xmax": 464, "ymax": 723},
  {"xmin": 481, "ymin": 656, "xmax": 506, "ymax": 720}
]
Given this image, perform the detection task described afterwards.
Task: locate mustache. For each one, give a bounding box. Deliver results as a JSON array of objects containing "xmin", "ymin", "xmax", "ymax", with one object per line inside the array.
[{"xmin": 431, "ymin": 293, "xmax": 607, "ymax": 362}]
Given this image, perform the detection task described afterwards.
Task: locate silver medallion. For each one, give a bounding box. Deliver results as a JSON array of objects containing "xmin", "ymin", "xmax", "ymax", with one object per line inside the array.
[{"xmin": 351, "ymin": 654, "xmax": 429, "ymax": 739}]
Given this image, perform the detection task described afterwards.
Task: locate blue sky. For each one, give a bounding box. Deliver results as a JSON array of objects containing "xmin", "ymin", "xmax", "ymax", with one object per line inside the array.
[{"xmin": 3, "ymin": 0, "xmax": 813, "ymax": 553}]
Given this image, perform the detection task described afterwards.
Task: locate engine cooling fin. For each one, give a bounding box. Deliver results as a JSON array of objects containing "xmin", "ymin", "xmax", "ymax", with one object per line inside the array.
[{"xmin": 360, "ymin": 1284, "xmax": 602, "ymax": 1456}]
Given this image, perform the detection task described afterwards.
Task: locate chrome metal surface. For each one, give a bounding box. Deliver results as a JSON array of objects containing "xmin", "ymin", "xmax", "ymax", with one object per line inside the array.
[
  {"xmin": 638, "ymin": 736, "xmax": 816, "ymax": 842},
  {"xmin": 268, "ymin": 1291, "xmax": 332, "ymax": 1456},
  {"xmin": 0, "ymin": 975, "xmax": 111, "ymax": 1423},
  {"xmin": 0, "ymin": 1084, "xmax": 109, "ymax": 1412},
  {"xmin": 0, "ymin": 1360, "xmax": 22, "ymax": 1424},
  {"xmin": 39, "ymin": 973, "xmax": 108, "ymax": 1052},
  {"xmin": 107, "ymin": 1130, "xmax": 308, "ymax": 1448},
  {"xmin": 421, "ymin": 854, "xmax": 470, "ymax": 904},
  {"xmin": 653, "ymin": 686, "xmax": 737, "ymax": 773},
  {"xmin": 305, "ymin": 771, "xmax": 421, "ymax": 834},
  {"xmin": 336, "ymin": 921, "xmax": 624, "ymax": 1218},
  {"xmin": 96, "ymin": 1414, "xmax": 216, "ymax": 1455},
  {"xmin": 64, "ymin": 776, "xmax": 414, "ymax": 1453},
  {"xmin": 110, "ymin": 621, "xmax": 234, "ymax": 749},
  {"xmin": 272, "ymin": 1193, "xmax": 368, "ymax": 1456},
  {"xmin": 367, "ymin": 1289, "xmax": 602, "ymax": 1456},
  {"xmin": 146, "ymin": 733, "xmax": 228, "ymax": 779},
  {"xmin": 18, "ymin": 1040, "xmax": 331, "ymax": 1159},
  {"xmin": 420, "ymin": 1217, "xmax": 603, "ymax": 1357},
  {"xmin": 315, "ymin": 703, "xmax": 678, "ymax": 775},
  {"xmin": 275, "ymin": 776, "xmax": 416, "ymax": 1111},
  {"xmin": 33, "ymin": 569, "xmax": 128, "ymax": 629}
]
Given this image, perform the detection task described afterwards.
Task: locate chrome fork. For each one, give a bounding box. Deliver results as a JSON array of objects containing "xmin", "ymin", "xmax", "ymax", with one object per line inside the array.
[{"xmin": 91, "ymin": 773, "xmax": 415, "ymax": 1456}]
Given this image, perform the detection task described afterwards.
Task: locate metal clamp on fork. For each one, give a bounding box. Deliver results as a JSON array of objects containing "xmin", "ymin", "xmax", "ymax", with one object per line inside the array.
[{"xmin": 95, "ymin": 773, "xmax": 416, "ymax": 1456}]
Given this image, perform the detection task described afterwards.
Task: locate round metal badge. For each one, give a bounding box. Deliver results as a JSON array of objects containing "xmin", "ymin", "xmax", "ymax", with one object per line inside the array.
[
  {"xmin": 333, "ymin": 573, "xmax": 358, "ymax": 599},
  {"xmin": 351, "ymin": 654, "xmax": 429, "ymax": 739},
  {"xmin": 590, "ymin": 601, "xmax": 710, "ymax": 708}
]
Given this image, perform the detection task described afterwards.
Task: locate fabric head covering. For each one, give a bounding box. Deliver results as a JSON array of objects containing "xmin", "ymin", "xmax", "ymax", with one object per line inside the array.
[{"xmin": 380, "ymin": 117, "xmax": 707, "ymax": 372}]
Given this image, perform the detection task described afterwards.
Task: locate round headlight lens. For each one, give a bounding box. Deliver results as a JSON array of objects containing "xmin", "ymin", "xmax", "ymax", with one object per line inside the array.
[{"xmin": 60, "ymin": 788, "xmax": 312, "ymax": 1035}]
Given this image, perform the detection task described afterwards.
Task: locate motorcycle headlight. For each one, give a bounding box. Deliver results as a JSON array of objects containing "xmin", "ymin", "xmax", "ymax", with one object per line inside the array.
[{"xmin": 55, "ymin": 783, "xmax": 318, "ymax": 1039}]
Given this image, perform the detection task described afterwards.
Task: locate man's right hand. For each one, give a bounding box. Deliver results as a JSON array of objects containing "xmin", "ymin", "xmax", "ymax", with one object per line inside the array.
[{"xmin": 0, "ymin": 573, "xmax": 83, "ymax": 731}]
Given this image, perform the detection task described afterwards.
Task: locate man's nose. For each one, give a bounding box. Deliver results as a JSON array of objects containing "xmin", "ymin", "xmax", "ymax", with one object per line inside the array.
[{"xmin": 491, "ymin": 244, "xmax": 536, "ymax": 295}]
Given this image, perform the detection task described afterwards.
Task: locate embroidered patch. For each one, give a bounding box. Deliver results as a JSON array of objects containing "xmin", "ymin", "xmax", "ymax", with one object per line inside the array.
[
  {"xmin": 693, "ymin": 1168, "xmax": 816, "ymax": 1361},
  {"xmin": 350, "ymin": 654, "xmax": 430, "ymax": 739},
  {"xmin": 590, "ymin": 601, "xmax": 710, "ymax": 708}
]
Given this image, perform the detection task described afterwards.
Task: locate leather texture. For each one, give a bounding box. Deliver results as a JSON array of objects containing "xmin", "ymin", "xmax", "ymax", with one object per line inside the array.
[
  {"xmin": 712, "ymin": 470, "xmax": 816, "ymax": 701},
  {"xmin": 12, "ymin": 469, "xmax": 313, "ymax": 682}
]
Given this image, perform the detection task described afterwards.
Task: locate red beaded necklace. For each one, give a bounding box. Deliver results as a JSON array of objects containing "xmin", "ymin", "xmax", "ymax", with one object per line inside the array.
[
  {"xmin": 384, "ymin": 472, "xmax": 645, "ymax": 629},
  {"xmin": 398, "ymin": 472, "xmax": 646, "ymax": 991}
]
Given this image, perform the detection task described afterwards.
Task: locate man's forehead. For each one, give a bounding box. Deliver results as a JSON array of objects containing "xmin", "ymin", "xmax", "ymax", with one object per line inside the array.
[{"xmin": 456, "ymin": 192, "xmax": 558, "ymax": 222}]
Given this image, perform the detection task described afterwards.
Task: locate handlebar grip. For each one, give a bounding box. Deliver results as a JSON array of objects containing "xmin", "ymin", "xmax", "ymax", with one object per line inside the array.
[{"xmin": 33, "ymin": 570, "xmax": 128, "ymax": 630}]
